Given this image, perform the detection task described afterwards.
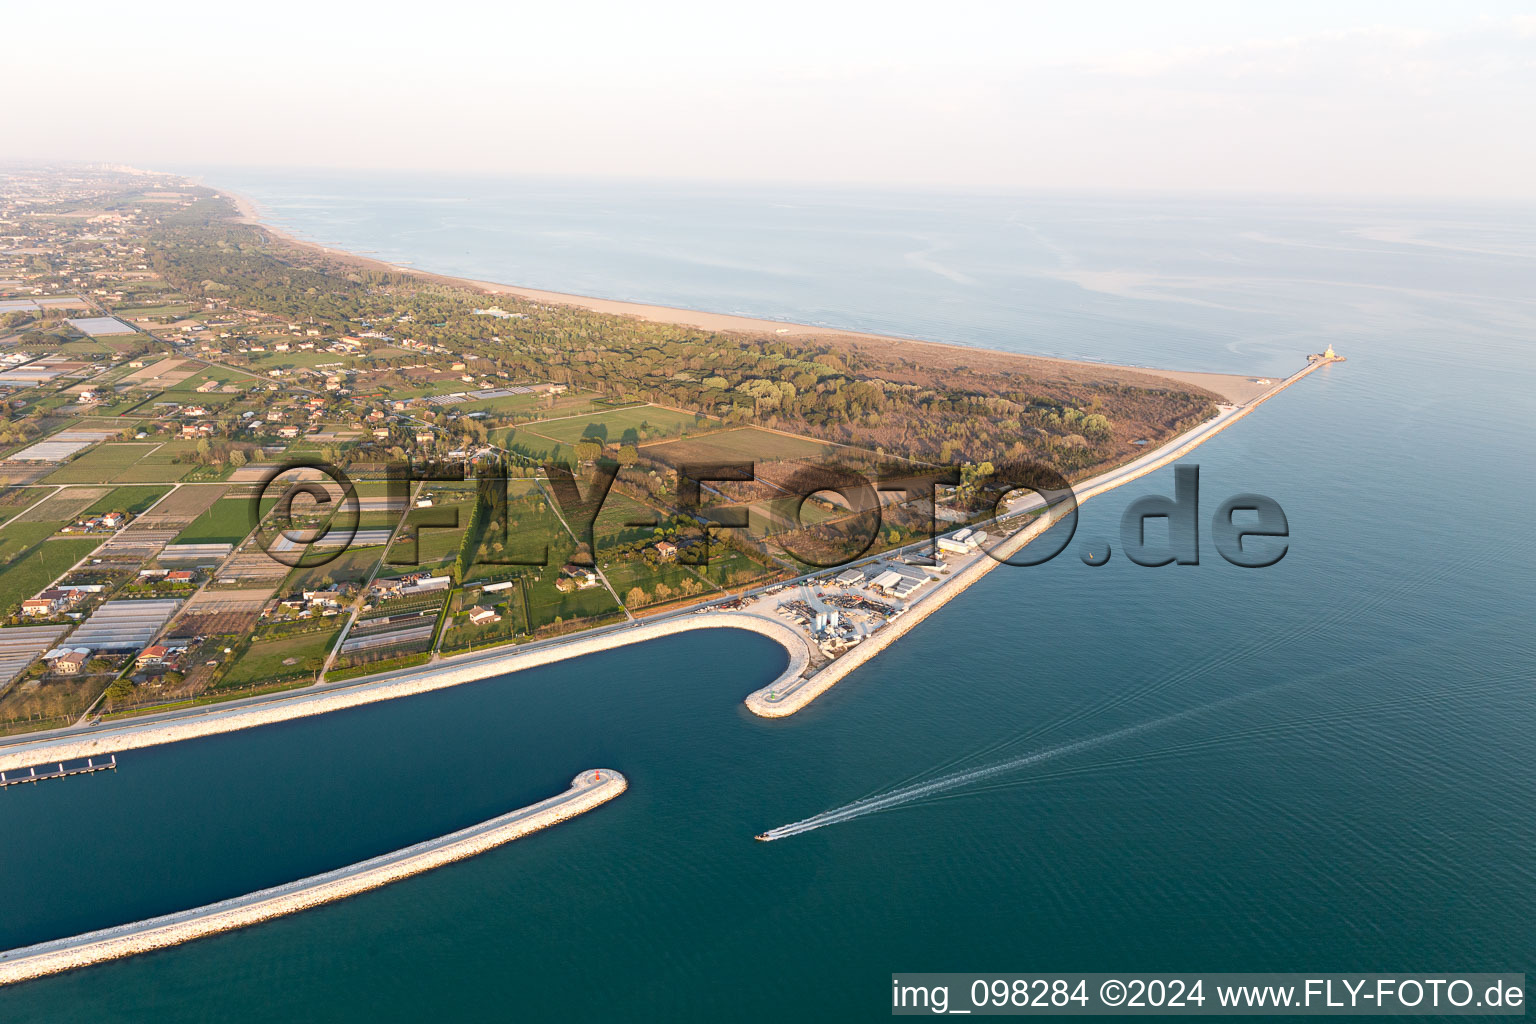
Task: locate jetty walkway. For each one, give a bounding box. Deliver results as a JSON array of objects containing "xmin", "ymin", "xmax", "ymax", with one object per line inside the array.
[{"xmin": 0, "ymin": 755, "xmax": 116, "ymax": 788}]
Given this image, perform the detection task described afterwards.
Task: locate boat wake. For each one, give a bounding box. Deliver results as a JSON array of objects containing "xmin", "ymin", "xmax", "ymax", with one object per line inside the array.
[
  {"xmin": 756, "ymin": 688, "xmax": 1269, "ymax": 841},
  {"xmin": 755, "ymin": 604, "xmax": 1534, "ymax": 843}
]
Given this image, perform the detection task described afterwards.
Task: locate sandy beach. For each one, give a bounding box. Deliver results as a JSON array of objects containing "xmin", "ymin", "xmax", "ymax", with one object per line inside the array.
[{"xmin": 223, "ymin": 188, "xmax": 1267, "ymax": 405}]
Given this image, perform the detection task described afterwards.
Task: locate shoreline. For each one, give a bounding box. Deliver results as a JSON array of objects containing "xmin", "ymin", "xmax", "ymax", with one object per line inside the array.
[
  {"xmin": 0, "ymin": 179, "xmax": 1335, "ymax": 765},
  {"xmin": 744, "ymin": 356, "xmax": 1332, "ymax": 716},
  {"xmin": 0, "ymin": 769, "xmax": 627, "ymax": 986},
  {"xmin": 221, "ymin": 187, "xmax": 1268, "ymax": 406},
  {"xmin": 0, "ymin": 614, "xmax": 809, "ymax": 772},
  {"xmin": 0, "ymin": 356, "xmax": 1336, "ymax": 768}
]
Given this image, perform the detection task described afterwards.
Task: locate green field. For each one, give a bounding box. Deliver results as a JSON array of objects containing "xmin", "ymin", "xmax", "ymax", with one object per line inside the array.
[
  {"xmin": 737, "ymin": 504, "xmax": 790, "ymax": 540},
  {"xmin": 0, "ymin": 521, "xmax": 67, "ymax": 564},
  {"xmin": 694, "ymin": 546, "xmax": 777, "ymax": 589},
  {"xmin": 41, "ymin": 444, "xmax": 157, "ymax": 484},
  {"xmin": 463, "ymin": 485, "xmax": 573, "ymax": 583},
  {"xmin": 356, "ymin": 511, "xmax": 402, "ymax": 531},
  {"xmin": 282, "ymin": 546, "xmax": 382, "ymax": 593},
  {"xmin": 10, "ymin": 489, "xmax": 102, "ymax": 524},
  {"xmin": 0, "ymin": 493, "xmax": 41, "ymax": 529},
  {"xmin": 174, "ymin": 498, "xmax": 266, "ymax": 545},
  {"xmin": 524, "ymin": 573, "xmax": 621, "ymax": 629},
  {"xmin": 164, "ymin": 367, "xmax": 246, "ymax": 393},
  {"xmin": 82, "ymin": 485, "xmax": 173, "ymax": 516},
  {"xmin": 453, "ymin": 391, "xmax": 552, "ymax": 415},
  {"xmin": 387, "ymin": 500, "xmax": 471, "ymax": 570},
  {"xmin": 0, "ymin": 537, "xmax": 103, "ymax": 616},
  {"xmin": 117, "ymin": 460, "xmax": 208, "ymax": 483},
  {"xmin": 491, "ymin": 427, "xmax": 575, "ymax": 466},
  {"xmin": 220, "ymin": 627, "xmax": 340, "ymax": 688},
  {"xmin": 756, "ymin": 494, "xmax": 844, "ymax": 532},
  {"xmin": 450, "ymin": 484, "xmax": 623, "ymax": 627},
  {"xmin": 640, "ymin": 426, "xmax": 841, "ymax": 465},
  {"xmin": 524, "ymin": 405, "xmax": 713, "ymax": 446},
  {"xmin": 42, "ymin": 442, "xmax": 209, "ymax": 484},
  {"xmin": 603, "ymin": 559, "xmax": 716, "ymax": 609},
  {"xmin": 592, "ymin": 491, "xmax": 665, "ymax": 549},
  {"xmin": 54, "ymin": 339, "xmax": 122, "ymax": 357},
  {"xmin": 456, "ymin": 389, "xmax": 613, "ymax": 419},
  {"xmin": 350, "ymin": 480, "xmax": 407, "ymax": 497}
]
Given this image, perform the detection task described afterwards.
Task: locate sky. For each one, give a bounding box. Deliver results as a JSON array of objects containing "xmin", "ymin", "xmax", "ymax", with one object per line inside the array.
[{"xmin": 6, "ymin": 0, "xmax": 1535, "ymax": 198}]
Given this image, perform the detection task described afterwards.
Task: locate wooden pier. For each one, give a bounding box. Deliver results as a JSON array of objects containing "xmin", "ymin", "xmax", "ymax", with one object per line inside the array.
[{"xmin": 0, "ymin": 755, "xmax": 116, "ymax": 788}]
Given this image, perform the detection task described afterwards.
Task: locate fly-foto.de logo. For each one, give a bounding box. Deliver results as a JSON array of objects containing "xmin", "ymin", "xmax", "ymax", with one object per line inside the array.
[{"xmin": 248, "ymin": 459, "xmax": 1287, "ymax": 573}]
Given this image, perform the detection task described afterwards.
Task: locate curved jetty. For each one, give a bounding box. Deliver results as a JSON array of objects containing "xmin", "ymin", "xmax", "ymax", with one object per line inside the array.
[
  {"xmin": 0, "ymin": 614, "xmax": 808, "ymax": 773},
  {"xmin": 0, "ymin": 769, "xmax": 626, "ymax": 987}
]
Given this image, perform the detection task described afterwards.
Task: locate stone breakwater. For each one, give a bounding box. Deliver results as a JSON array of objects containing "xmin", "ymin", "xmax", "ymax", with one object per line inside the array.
[
  {"xmin": 0, "ymin": 769, "xmax": 627, "ymax": 987},
  {"xmin": 743, "ymin": 358, "xmax": 1330, "ymax": 717},
  {"xmin": 0, "ymin": 614, "xmax": 809, "ymax": 773}
]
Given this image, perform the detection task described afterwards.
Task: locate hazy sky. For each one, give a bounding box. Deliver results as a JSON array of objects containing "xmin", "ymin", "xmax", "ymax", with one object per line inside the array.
[{"xmin": 8, "ymin": 1, "xmax": 1535, "ymax": 197}]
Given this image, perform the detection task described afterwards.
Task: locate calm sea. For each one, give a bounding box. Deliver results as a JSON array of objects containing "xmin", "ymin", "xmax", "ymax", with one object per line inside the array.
[{"xmin": 3, "ymin": 172, "xmax": 1533, "ymax": 1021}]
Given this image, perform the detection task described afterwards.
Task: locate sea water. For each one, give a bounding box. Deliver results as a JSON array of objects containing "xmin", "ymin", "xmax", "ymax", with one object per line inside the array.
[{"xmin": 2, "ymin": 171, "xmax": 1532, "ymax": 1020}]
